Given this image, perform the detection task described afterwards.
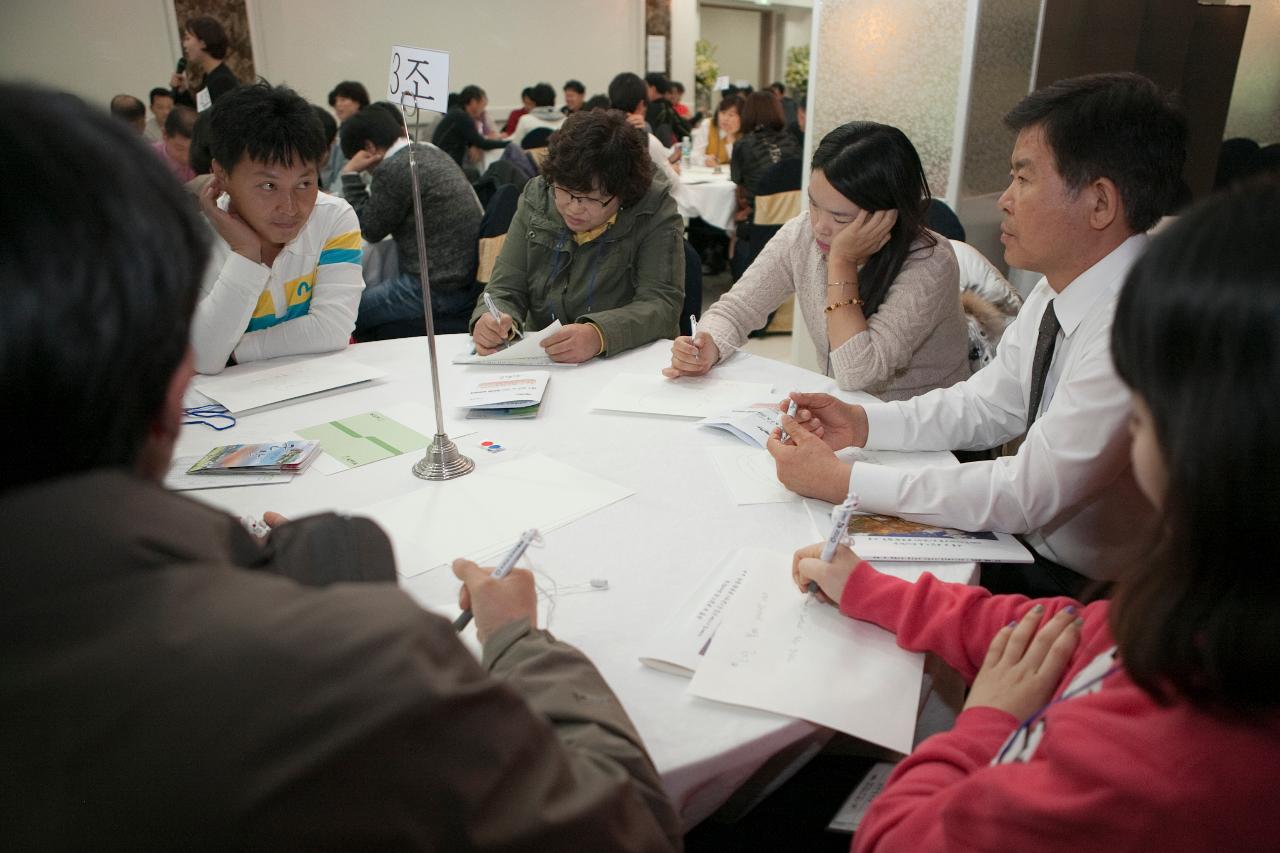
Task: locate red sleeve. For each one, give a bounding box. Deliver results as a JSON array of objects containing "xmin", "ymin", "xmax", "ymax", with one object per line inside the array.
[
  {"xmin": 838, "ymin": 561, "xmax": 1083, "ymax": 681},
  {"xmin": 853, "ymin": 706, "xmax": 1017, "ymax": 851}
]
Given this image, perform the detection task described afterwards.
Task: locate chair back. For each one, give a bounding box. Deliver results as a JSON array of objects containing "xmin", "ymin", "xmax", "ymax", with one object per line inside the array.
[
  {"xmin": 751, "ymin": 158, "xmax": 803, "ymax": 226},
  {"xmin": 476, "ymin": 184, "xmax": 521, "ymax": 284}
]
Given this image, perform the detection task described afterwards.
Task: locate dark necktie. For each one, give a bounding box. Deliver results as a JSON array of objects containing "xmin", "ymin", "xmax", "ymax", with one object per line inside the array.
[{"xmin": 1026, "ymin": 300, "xmax": 1060, "ymax": 432}]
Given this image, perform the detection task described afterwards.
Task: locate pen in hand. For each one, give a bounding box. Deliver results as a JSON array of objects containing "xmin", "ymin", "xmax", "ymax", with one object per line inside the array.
[
  {"xmin": 483, "ymin": 292, "xmax": 523, "ymax": 348},
  {"xmin": 455, "ymin": 528, "xmax": 540, "ymax": 631},
  {"xmin": 689, "ymin": 314, "xmax": 699, "ymax": 361},
  {"xmin": 809, "ymin": 494, "xmax": 860, "ymax": 594},
  {"xmin": 780, "ymin": 399, "xmax": 798, "ymax": 443}
]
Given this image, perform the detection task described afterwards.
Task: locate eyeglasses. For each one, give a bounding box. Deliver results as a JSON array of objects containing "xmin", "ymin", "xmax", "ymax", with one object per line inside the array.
[{"xmin": 552, "ymin": 185, "xmax": 616, "ymax": 210}]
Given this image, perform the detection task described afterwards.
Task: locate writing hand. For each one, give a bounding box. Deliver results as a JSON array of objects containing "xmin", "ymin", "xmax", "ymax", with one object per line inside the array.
[
  {"xmin": 792, "ymin": 541, "xmax": 862, "ymax": 605},
  {"xmin": 453, "ymin": 558, "xmax": 537, "ymax": 644},
  {"xmin": 473, "ymin": 311, "xmax": 514, "ymax": 355},
  {"xmin": 662, "ymin": 332, "xmax": 718, "ymax": 378}
]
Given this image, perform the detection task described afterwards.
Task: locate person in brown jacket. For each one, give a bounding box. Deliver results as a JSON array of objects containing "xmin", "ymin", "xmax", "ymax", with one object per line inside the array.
[{"xmin": 0, "ymin": 83, "xmax": 681, "ymax": 853}]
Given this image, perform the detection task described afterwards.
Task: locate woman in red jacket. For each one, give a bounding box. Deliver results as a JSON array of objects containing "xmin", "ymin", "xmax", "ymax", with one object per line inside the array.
[{"xmin": 791, "ymin": 179, "xmax": 1280, "ymax": 852}]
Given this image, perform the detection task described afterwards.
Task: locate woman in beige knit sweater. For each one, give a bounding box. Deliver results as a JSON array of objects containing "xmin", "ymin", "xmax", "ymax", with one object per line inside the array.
[{"xmin": 665, "ymin": 121, "xmax": 969, "ymax": 402}]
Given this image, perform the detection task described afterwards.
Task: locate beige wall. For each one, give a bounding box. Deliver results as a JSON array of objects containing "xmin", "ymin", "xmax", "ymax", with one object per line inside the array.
[
  {"xmin": 699, "ymin": 4, "xmax": 764, "ymax": 87},
  {"xmin": 1220, "ymin": 0, "xmax": 1280, "ymax": 142},
  {"xmin": 0, "ymin": 0, "xmax": 646, "ymax": 116}
]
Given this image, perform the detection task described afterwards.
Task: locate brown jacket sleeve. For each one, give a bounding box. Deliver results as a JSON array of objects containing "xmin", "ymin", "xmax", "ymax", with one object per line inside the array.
[{"xmin": 239, "ymin": 590, "xmax": 681, "ymax": 852}]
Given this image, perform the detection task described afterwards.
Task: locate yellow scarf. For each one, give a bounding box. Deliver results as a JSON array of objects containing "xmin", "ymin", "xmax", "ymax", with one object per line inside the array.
[
  {"xmin": 572, "ymin": 213, "xmax": 617, "ymax": 245},
  {"xmin": 706, "ymin": 127, "xmax": 733, "ymax": 165}
]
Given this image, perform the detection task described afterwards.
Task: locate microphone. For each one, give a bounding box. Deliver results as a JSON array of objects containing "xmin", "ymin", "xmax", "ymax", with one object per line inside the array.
[{"xmin": 176, "ymin": 57, "xmax": 187, "ymax": 73}]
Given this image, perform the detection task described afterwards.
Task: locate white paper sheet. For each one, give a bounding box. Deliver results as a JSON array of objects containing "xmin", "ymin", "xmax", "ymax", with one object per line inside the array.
[
  {"xmin": 709, "ymin": 445, "xmax": 799, "ymax": 505},
  {"xmin": 453, "ymin": 321, "xmax": 577, "ymax": 367},
  {"xmin": 591, "ymin": 373, "xmax": 774, "ymax": 418},
  {"xmin": 688, "ymin": 548, "xmax": 924, "ymax": 754},
  {"xmin": 356, "ymin": 453, "xmax": 634, "ymax": 578},
  {"xmin": 193, "ymin": 355, "xmax": 385, "ymax": 414}
]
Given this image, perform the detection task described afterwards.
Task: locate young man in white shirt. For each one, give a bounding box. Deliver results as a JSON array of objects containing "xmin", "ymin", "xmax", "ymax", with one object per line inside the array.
[
  {"xmin": 768, "ymin": 73, "xmax": 1186, "ymax": 595},
  {"xmin": 191, "ymin": 83, "xmax": 364, "ymax": 374}
]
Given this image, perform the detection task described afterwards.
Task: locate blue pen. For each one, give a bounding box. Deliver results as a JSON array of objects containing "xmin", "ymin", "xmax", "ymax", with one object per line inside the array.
[
  {"xmin": 808, "ymin": 494, "xmax": 860, "ymax": 594},
  {"xmin": 454, "ymin": 529, "xmax": 540, "ymax": 631}
]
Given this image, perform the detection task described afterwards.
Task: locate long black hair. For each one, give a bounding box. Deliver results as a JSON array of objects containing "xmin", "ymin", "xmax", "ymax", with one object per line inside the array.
[
  {"xmin": 810, "ymin": 122, "xmax": 936, "ymax": 317},
  {"xmin": 1110, "ymin": 177, "xmax": 1280, "ymax": 713}
]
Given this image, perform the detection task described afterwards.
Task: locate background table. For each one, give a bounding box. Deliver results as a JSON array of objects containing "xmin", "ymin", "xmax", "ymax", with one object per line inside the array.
[
  {"xmin": 177, "ymin": 336, "xmax": 972, "ymax": 827},
  {"xmin": 680, "ymin": 165, "xmax": 738, "ymax": 233}
]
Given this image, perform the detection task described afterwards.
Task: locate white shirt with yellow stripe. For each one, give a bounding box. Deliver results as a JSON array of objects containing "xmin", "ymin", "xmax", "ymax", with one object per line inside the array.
[{"xmin": 192, "ymin": 192, "xmax": 364, "ymax": 374}]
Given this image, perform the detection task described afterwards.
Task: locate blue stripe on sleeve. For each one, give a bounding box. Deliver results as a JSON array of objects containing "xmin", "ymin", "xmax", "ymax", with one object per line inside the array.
[{"xmin": 318, "ymin": 247, "xmax": 362, "ymax": 265}]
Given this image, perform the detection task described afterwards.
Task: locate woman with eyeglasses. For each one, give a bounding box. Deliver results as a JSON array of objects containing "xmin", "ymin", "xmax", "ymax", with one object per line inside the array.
[
  {"xmin": 471, "ymin": 109, "xmax": 684, "ymax": 363},
  {"xmin": 667, "ymin": 121, "xmax": 969, "ymax": 401}
]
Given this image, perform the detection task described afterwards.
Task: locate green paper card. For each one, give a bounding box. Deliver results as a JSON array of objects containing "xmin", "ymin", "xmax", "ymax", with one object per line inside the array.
[{"xmin": 297, "ymin": 411, "xmax": 431, "ymax": 469}]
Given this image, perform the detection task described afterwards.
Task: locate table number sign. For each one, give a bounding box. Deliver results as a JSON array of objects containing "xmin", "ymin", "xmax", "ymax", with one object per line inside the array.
[{"xmin": 388, "ymin": 45, "xmax": 449, "ymax": 113}]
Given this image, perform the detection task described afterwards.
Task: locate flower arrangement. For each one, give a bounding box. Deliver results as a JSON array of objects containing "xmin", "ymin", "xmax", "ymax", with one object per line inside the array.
[
  {"xmin": 695, "ymin": 39, "xmax": 720, "ymax": 112},
  {"xmin": 785, "ymin": 45, "xmax": 809, "ymax": 96}
]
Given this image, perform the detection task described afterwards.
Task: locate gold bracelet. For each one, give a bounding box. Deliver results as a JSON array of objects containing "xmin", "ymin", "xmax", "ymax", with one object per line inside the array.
[
  {"xmin": 827, "ymin": 280, "xmax": 855, "ymax": 290},
  {"xmin": 824, "ymin": 297, "xmax": 864, "ymax": 314}
]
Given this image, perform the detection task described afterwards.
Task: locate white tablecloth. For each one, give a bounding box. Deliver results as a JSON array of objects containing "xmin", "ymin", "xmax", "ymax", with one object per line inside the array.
[
  {"xmin": 680, "ymin": 166, "xmax": 738, "ymax": 232},
  {"xmin": 176, "ymin": 336, "xmax": 973, "ymax": 827}
]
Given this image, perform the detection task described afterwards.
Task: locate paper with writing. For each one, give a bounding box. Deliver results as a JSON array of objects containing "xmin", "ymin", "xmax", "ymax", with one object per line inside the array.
[
  {"xmin": 699, "ymin": 403, "xmax": 783, "ymax": 449},
  {"xmin": 688, "ymin": 548, "xmax": 923, "ymax": 754},
  {"xmin": 639, "ymin": 553, "xmax": 751, "ymax": 676}
]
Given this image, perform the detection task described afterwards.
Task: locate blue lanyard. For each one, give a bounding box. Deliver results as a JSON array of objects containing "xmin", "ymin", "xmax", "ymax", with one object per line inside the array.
[{"xmin": 182, "ymin": 404, "xmax": 237, "ymax": 431}]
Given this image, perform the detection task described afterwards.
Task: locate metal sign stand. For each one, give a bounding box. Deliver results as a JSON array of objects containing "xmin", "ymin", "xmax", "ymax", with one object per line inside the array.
[{"xmin": 401, "ymin": 98, "xmax": 474, "ymax": 481}]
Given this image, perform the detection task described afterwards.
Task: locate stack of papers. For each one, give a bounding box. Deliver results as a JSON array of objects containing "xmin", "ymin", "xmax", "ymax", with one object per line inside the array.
[
  {"xmin": 458, "ymin": 371, "xmax": 550, "ymax": 420},
  {"xmin": 453, "ymin": 321, "xmax": 576, "ymax": 367},
  {"xmin": 186, "ymin": 440, "xmax": 321, "ymax": 475},
  {"xmin": 193, "ymin": 356, "xmax": 385, "ymax": 413}
]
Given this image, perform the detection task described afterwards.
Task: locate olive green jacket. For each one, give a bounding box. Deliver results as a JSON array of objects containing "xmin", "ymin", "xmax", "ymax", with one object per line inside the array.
[{"xmin": 471, "ymin": 174, "xmax": 685, "ymax": 356}]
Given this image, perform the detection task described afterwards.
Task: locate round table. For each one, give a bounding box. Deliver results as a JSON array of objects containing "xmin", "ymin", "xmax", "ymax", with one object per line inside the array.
[
  {"xmin": 176, "ymin": 335, "xmax": 972, "ymax": 827},
  {"xmin": 680, "ymin": 165, "xmax": 738, "ymax": 232}
]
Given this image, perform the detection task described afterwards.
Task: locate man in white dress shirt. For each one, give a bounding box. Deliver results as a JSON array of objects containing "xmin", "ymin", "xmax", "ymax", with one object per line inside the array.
[{"xmin": 767, "ymin": 73, "xmax": 1186, "ymax": 595}]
